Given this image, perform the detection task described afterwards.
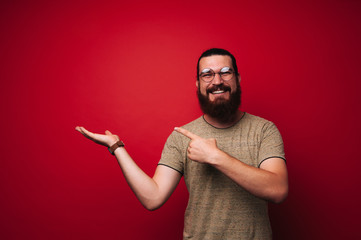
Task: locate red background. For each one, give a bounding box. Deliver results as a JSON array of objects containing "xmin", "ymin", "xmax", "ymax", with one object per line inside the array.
[{"xmin": 1, "ymin": 0, "xmax": 360, "ymax": 239}]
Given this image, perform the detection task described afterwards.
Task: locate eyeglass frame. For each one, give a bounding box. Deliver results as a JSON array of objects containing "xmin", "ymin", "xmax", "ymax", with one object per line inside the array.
[{"xmin": 198, "ymin": 67, "xmax": 236, "ymax": 83}]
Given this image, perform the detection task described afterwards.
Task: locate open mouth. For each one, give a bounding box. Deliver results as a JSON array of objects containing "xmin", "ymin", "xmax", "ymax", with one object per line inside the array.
[
  {"xmin": 207, "ymin": 85, "xmax": 231, "ymax": 95},
  {"xmin": 212, "ymin": 90, "xmax": 226, "ymax": 94}
]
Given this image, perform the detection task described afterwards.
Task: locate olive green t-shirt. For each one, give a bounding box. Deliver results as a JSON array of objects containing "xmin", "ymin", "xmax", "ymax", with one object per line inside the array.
[{"xmin": 159, "ymin": 113, "xmax": 285, "ymax": 239}]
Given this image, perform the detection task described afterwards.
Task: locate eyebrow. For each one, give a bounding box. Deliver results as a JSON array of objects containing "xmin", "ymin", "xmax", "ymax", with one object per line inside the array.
[
  {"xmin": 201, "ymin": 68, "xmax": 211, "ymax": 73},
  {"xmin": 220, "ymin": 67, "xmax": 230, "ymax": 72},
  {"xmin": 201, "ymin": 66, "xmax": 231, "ymax": 73}
]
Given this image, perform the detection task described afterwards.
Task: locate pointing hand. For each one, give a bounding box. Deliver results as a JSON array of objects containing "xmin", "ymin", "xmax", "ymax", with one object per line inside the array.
[{"xmin": 174, "ymin": 127, "xmax": 222, "ymax": 164}]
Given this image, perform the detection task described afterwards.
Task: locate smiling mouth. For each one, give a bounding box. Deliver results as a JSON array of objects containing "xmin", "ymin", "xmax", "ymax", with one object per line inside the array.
[
  {"xmin": 206, "ymin": 84, "xmax": 231, "ymax": 96},
  {"xmin": 212, "ymin": 90, "xmax": 225, "ymax": 94}
]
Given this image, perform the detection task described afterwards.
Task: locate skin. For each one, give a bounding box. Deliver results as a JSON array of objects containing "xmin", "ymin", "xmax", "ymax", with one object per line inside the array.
[
  {"xmin": 75, "ymin": 126, "xmax": 181, "ymax": 211},
  {"xmin": 197, "ymin": 55, "xmax": 244, "ymax": 127},
  {"xmin": 75, "ymin": 54, "xmax": 288, "ymax": 210},
  {"xmin": 197, "ymin": 55, "xmax": 238, "ymax": 103},
  {"xmin": 173, "ymin": 127, "xmax": 288, "ymax": 203},
  {"xmin": 187, "ymin": 55, "xmax": 287, "ymax": 202}
]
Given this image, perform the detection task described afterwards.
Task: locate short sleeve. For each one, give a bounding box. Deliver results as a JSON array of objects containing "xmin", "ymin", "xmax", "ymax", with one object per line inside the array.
[
  {"xmin": 158, "ymin": 132, "xmax": 185, "ymax": 175},
  {"xmin": 258, "ymin": 122, "xmax": 286, "ymax": 167}
]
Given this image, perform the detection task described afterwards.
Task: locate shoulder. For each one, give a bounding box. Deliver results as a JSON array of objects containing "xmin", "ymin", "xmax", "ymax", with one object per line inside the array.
[
  {"xmin": 241, "ymin": 112, "xmax": 275, "ymax": 128},
  {"xmin": 243, "ymin": 113, "xmax": 272, "ymax": 124},
  {"xmin": 181, "ymin": 116, "xmax": 205, "ymax": 131},
  {"xmin": 240, "ymin": 113, "xmax": 282, "ymax": 137},
  {"xmin": 165, "ymin": 116, "xmax": 204, "ymax": 144}
]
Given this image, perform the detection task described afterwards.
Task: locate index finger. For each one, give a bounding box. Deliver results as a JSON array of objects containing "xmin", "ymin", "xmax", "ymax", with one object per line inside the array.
[{"xmin": 174, "ymin": 127, "xmax": 200, "ymax": 140}]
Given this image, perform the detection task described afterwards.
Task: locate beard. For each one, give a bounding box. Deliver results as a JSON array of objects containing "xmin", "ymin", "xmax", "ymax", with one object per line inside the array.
[{"xmin": 197, "ymin": 82, "xmax": 241, "ymax": 124}]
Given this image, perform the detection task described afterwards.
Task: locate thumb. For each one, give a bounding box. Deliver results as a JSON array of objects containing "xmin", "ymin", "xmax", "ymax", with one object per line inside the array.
[{"xmin": 105, "ymin": 130, "xmax": 112, "ymax": 135}]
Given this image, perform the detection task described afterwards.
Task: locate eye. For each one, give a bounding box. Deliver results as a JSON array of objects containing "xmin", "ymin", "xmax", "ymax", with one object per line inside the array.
[
  {"xmin": 220, "ymin": 71, "xmax": 232, "ymax": 76},
  {"xmin": 202, "ymin": 73, "xmax": 213, "ymax": 78},
  {"xmin": 201, "ymin": 69, "xmax": 214, "ymax": 79},
  {"xmin": 219, "ymin": 67, "xmax": 233, "ymax": 80}
]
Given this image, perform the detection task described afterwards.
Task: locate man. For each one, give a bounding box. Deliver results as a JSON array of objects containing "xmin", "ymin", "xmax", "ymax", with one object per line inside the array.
[{"xmin": 76, "ymin": 48, "xmax": 288, "ymax": 239}]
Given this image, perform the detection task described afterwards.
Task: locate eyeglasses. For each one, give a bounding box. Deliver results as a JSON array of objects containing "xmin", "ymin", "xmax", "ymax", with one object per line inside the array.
[{"xmin": 199, "ymin": 67, "xmax": 235, "ymax": 83}]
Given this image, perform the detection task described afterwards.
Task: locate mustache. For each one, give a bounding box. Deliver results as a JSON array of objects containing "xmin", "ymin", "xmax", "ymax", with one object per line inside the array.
[{"xmin": 206, "ymin": 84, "xmax": 231, "ymax": 94}]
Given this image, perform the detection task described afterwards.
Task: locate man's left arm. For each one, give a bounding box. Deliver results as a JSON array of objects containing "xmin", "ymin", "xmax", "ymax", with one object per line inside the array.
[{"xmin": 174, "ymin": 127, "xmax": 288, "ymax": 204}]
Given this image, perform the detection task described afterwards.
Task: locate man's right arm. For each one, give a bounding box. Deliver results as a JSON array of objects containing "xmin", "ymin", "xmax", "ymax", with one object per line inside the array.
[
  {"xmin": 113, "ymin": 147, "xmax": 182, "ymax": 210},
  {"xmin": 75, "ymin": 126, "xmax": 182, "ymax": 211}
]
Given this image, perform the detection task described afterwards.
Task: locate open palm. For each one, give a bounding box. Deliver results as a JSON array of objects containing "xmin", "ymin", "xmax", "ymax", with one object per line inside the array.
[{"xmin": 75, "ymin": 126, "xmax": 119, "ymax": 147}]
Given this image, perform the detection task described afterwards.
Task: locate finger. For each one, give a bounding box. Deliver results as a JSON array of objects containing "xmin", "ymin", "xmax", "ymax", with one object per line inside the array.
[
  {"xmin": 174, "ymin": 127, "xmax": 200, "ymax": 140},
  {"xmin": 105, "ymin": 130, "xmax": 112, "ymax": 135},
  {"xmin": 75, "ymin": 126, "xmax": 86, "ymax": 133},
  {"xmin": 77, "ymin": 127, "xmax": 97, "ymax": 140},
  {"xmin": 75, "ymin": 126, "xmax": 85, "ymax": 134}
]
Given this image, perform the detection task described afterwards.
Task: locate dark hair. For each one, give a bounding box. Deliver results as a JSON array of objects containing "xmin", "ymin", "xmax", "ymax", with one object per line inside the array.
[{"xmin": 196, "ymin": 48, "xmax": 239, "ymax": 80}]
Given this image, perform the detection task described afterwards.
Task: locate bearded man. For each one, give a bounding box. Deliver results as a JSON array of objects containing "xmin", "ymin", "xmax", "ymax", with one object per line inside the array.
[{"xmin": 76, "ymin": 48, "xmax": 288, "ymax": 239}]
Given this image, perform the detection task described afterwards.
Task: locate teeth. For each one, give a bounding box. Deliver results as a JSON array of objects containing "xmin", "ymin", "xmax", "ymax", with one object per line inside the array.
[{"xmin": 212, "ymin": 90, "xmax": 225, "ymax": 94}]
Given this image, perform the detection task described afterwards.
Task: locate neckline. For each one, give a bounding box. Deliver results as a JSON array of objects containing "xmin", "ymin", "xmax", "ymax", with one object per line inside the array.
[{"xmin": 202, "ymin": 112, "xmax": 247, "ymax": 129}]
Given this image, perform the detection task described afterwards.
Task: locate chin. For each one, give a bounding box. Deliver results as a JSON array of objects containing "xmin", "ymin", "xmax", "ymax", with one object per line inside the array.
[{"xmin": 197, "ymin": 86, "xmax": 242, "ymax": 123}]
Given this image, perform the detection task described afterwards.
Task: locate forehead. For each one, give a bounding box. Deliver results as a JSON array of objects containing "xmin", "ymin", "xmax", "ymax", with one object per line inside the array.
[{"xmin": 199, "ymin": 55, "xmax": 233, "ymax": 72}]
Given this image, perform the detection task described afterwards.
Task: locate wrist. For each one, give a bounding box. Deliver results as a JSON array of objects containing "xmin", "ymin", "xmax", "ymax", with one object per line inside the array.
[
  {"xmin": 108, "ymin": 141, "xmax": 125, "ymax": 155},
  {"xmin": 210, "ymin": 149, "xmax": 226, "ymax": 166},
  {"xmin": 108, "ymin": 140, "xmax": 118, "ymax": 148}
]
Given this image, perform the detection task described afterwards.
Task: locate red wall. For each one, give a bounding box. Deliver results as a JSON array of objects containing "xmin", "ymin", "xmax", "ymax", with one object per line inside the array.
[{"xmin": 1, "ymin": 1, "xmax": 360, "ymax": 239}]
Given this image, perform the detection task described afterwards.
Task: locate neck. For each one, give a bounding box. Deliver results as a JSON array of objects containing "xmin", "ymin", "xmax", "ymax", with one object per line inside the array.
[{"xmin": 203, "ymin": 110, "xmax": 244, "ymax": 128}]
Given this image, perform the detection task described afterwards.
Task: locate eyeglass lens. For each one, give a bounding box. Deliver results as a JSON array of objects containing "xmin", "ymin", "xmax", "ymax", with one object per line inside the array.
[{"xmin": 200, "ymin": 67, "xmax": 234, "ymax": 82}]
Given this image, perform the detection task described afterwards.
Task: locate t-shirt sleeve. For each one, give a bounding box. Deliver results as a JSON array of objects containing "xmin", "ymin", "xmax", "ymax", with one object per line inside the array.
[
  {"xmin": 158, "ymin": 131, "xmax": 185, "ymax": 175},
  {"xmin": 258, "ymin": 122, "xmax": 286, "ymax": 167}
]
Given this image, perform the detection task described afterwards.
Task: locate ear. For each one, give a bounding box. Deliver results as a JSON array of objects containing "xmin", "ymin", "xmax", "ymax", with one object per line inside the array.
[{"xmin": 196, "ymin": 80, "xmax": 199, "ymax": 88}]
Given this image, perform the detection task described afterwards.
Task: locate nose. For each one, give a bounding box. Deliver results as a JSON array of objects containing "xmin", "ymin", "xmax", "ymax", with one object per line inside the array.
[{"xmin": 212, "ymin": 73, "xmax": 223, "ymax": 85}]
